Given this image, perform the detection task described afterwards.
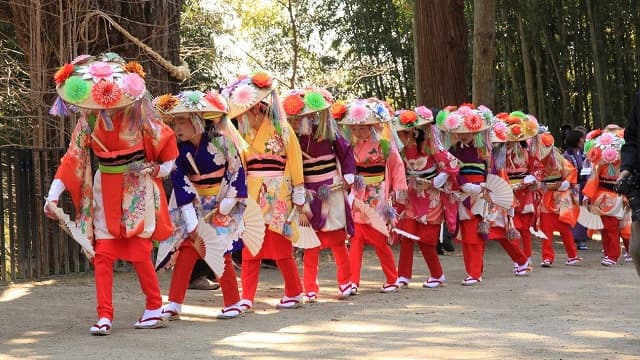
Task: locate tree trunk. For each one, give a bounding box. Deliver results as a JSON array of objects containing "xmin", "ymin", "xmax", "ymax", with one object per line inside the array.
[
  {"xmin": 517, "ymin": 15, "xmax": 536, "ymax": 116},
  {"xmin": 585, "ymin": 0, "xmax": 607, "ymax": 128},
  {"xmin": 286, "ymin": 0, "xmax": 299, "ymax": 88},
  {"xmin": 414, "ymin": 0, "xmax": 468, "ymax": 107},
  {"xmin": 471, "ymin": 0, "xmax": 496, "ymax": 108}
]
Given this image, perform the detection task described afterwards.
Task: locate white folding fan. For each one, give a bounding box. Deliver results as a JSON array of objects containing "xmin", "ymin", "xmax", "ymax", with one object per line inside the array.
[
  {"xmin": 352, "ymin": 198, "xmax": 389, "ymax": 236},
  {"xmin": 48, "ymin": 203, "xmax": 95, "ymax": 260},
  {"xmin": 295, "ymin": 214, "xmax": 321, "ymax": 249},
  {"xmin": 484, "ymin": 174, "xmax": 514, "ymax": 209},
  {"xmin": 577, "ymin": 205, "xmax": 604, "ymax": 229},
  {"xmin": 192, "ymin": 218, "xmax": 230, "ymax": 277},
  {"xmin": 241, "ymin": 198, "xmax": 266, "ymax": 256}
]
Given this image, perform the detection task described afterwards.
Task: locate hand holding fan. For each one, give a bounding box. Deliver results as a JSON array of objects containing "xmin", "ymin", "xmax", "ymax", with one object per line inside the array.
[
  {"xmin": 577, "ymin": 205, "xmax": 604, "ymax": 229},
  {"xmin": 47, "ymin": 203, "xmax": 95, "ymax": 260},
  {"xmin": 294, "ymin": 213, "xmax": 321, "ymax": 249},
  {"xmin": 352, "ymin": 198, "xmax": 389, "ymax": 236},
  {"xmin": 483, "ymin": 174, "xmax": 514, "ymax": 209}
]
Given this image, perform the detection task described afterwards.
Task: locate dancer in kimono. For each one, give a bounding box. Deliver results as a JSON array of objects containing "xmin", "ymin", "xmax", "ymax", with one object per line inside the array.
[
  {"xmin": 583, "ymin": 125, "xmax": 632, "ymax": 265},
  {"xmin": 44, "ymin": 53, "xmax": 178, "ymax": 335},
  {"xmin": 154, "ymin": 90, "xmax": 247, "ymax": 320},
  {"xmin": 283, "ymin": 88, "xmax": 355, "ymax": 301},
  {"xmin": 438, "ymin": 104, "xmax": 529, "ymax": 285},
  {"xmin": 533, "ymin": 131, "xmax": 581, "ymax": 267},
  {"xmin": 222, "ymin": 72, "xmax": 305, "ymax": 310},
  {"xmin": 333, "ymin": 98, "xmax": 407, "ymax": 294},
  {"xmin": 393, "ymin": 106, "xmax": 459, "ymax": 288}
]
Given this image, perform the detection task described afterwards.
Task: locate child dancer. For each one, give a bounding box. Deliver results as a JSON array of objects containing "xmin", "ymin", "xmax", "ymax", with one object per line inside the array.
[
  {"xmin": 44, "ymin": 53, "xmax": 177, "ymax": 334},
  {"xmin": 333, "ymin": 98, "xmax": 407, "ymax": 294},
  {"xmin": 283, "ymin": 87, "xmax": 355, "ymax": 301},
  {"xmin": 223, "ymin": 72, "xmax": 305, "ymax": 309},
  {"xmin": 393, "ymin": 106, "xmax": 459, "ymax": 288},
  {"xmin": 154, "ymin": 90, "xmax": 247, "ymax": 319}
]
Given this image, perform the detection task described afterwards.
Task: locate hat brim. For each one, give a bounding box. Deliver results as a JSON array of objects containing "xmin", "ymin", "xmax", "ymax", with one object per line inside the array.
[
  {"xmin": 227, "ymin": 86, "xmax": 274, "ymax": 119},
  {"xmin": 394, "ymin": 118, "xmax": 433, "ymax": 132},
  {"xmin": 287, "ymin": 105, "xmax": 331, "ymax": 118},
  {"xmin": 437, "ymin": 122, "xmax": 491, "ymax": 133},
  {"xmin": 491, "ymin": 133, "xmax": 535, "ymax": 143}
]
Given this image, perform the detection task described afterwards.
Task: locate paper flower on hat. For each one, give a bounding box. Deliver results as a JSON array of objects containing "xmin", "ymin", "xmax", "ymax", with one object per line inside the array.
[
  {"xmin": 63, "ymin": 76, "xmax": 91, "ymax": 103},
  {"xmin": 91, "ymin": 80, "xmax": 122, "ymax": 107},
  {"xmin": 283, "ymin": 94, "xmax": 305, "ymax": 115},
  {"xmin": 231, "ymin": 84, "xmax": 257, "ymax": 108},
  {"xmin": 314, "ymin": 87, "xmax": 334, "ymax": 103},
  {"xmin": 457, "ymin": 105, "xmax": 473, "ymax": 116},
  {"xmin": 464, "ymin": 114, "xmax": 483, "ymax": 131},
  {"xmin": 180, "ymin": 90, "xmax": 209, "ymax": 110},
  {"xmin": 54, "ymin": 63, "xmax": 74, "ymax": 85},
  {"xmin": 460, "ymin": 103, "xmax": 476, "ymax": 109},
  {"xmin": 80, "ymin": 62, "xmax": 123, "ymax": 82},
  {"xmin": 415, "ymin": 106, "xmax": 433, "ymax": 120},
  {"xmin": 120, "ymin": 73, "xmax": 145, "ymax": 100},
  {"xmin": 584, "ymin": 139, "xmax": 595, "ymax": 153},
  {"xmin": 598, "ymin": 133, "xmax": 614, "ymax": 146},
  {"xmin": 511, "ymin": 124, "xmax": 522, "ymax": 136},
  {"xmin": 399, "ymin": 110, "xmax": 418, "ymax": 125},
  {"xmin": 155, "ymin": 94, "xmax": 179, "ymax": 113},
  {"xmin": 374, "ymin": 102, "xmax": 390, "ymax": 120},
  {"xmin": 303, "ymin": 91, "xmax": 327, "ymax": 111},
  {"xmin": 444, "ymin": 114, "xmax": 462, "ymax": 130},
  {"xmin": 71, "ymin": 54, "xmax": 92, "ymax": 65},
  {"xmin": 588, "ymin": 147, "xmax": 602, "ymax": 163},
  {"xmin": 493, "ymin": 121, "xmax": 507, "ymax": 141},
  {"xmin": 124, "ymin": 61, "xmax": 146, "ymax": 78},
  {"xmin": 541, "ymin": 133, "xmax": 554, "ymax": 147},
  {"xmin": 586, "ymin": 129, "xmax": 602, "ymax": 140},
  {"xmin": 204, "ymin": 91, "xmax": 226, "ymax": 111},
  {"xmin": 525, "ymin": 118, "xmax": 538, "ymax": 135},
  {"xmin": 252, "ymin": 72, "xmax": 273, "ymax": 88},
  {"xmin": 602, "ymin": 147, "xmax": 619, "ymax": 163},
  {"xmin": 526, "ymin": 114, "xmax": 538, "ymax": 126},
  {"xmin": 331, "ymin": 101, "xmax": 347, "ymax": 120},
  {"xmin": 349, "ymin": 103, "xmax": 369, "ymax": 124}
]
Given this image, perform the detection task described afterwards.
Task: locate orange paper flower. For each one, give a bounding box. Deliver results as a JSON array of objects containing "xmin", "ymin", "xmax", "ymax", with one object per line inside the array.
[
  {"xmin": 399, "ymin": 110, "xmax": 417, "ymax": 125},
  {"xmin": 331, "ymin": 102, "xmax": 347, "ymax": 120},
  {"xmin": 282, "ymin": 94, "xmax": 305, "ymax": 115},
  {"xmin": 252, "ymin": 72, "xmax": 273, "ymax": 88},
  {"xmin": 464, "ymin": 114, "xmax": 483, "ymax": 131},
  {"xmin": 541, "ymin": 133, "xmax": 554, "ymax": 147},
  {"xmin": 54, "ymin": 63, "xmax": 75, "ymax": 85},
  {"xmin": 505, "ymin": 116, "xmax": 521, "ymax": 125},
  {"xmin": 155, "ymin": 94, "xmax": 179, "ymax": 113},
  {"xmin": 124, "ymin": 61, "xmax": 146, "ymax": 78}
]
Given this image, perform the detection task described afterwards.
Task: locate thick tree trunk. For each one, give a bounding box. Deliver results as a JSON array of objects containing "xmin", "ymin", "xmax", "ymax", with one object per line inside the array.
[
  {"xmin": 471, "ymin": 0, "xmax": 496, "ymax": 108},
  {"xmin": 585, "ymin": 0, "xmax": 607, "ymax": 128},
  {"xmin": 414, "ymin": 0, "xmax": 468, "ymax": 107},
  {"xmin": 517, "ymin": 15, "xmax": 536, "ymax": 116}
]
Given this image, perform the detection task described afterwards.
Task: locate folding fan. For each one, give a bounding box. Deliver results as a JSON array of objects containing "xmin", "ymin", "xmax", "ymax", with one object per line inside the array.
[
  {"xmin": 294, "ymin": 214, "xmax": 321, "ymax": 249},
  {"xmin": 241, "ymin": 198, "xmax": 266, "ymax": 256},
  {"xmin": 391, "ymin": 227, "xmax": 420, "ymax": 241},
  {"xmin": 577, "ymin": 205, "xmax": 604, "ymax": 229},
  {"xmin": 529, "ymin": 226, "xmax": 548, "ymax": 240},
  {"xmin": 192, "ymin": 218, "xmax": 230, "ymax": 277},
  {"xmin": 48, "ymin": 203, "xmax": 95, "ymax": 260},
  {"xmin": 352, "ymin": 198, "xmax": 389, "ymax": 236},
  {"xmin": 484, "ymin": 174, "xmax": 514, "ymax": 209}
]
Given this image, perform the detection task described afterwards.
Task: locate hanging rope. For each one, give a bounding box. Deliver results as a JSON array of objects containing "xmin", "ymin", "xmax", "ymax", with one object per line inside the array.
[{"xmin": 80, "ymin": 10, "xmax": 190, "ymax": 80}]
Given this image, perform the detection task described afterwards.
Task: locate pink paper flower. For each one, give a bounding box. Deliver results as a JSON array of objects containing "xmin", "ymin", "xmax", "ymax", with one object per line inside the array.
[
  {"xmin": 444, "ymin": 114, "xmax": 462, "ymax": 130},
  {"xmin": 71, "ymin": 54, "xmax": 92, "ymax": 65},
  {"xmin": 493, "ymin": 121, "xmax": 507, "ymax": 139},
  {"xmin": 231, "ymin": 84, "xmax": 257, "ymax": 108},
  {"xmin": 598, "ymin": 133, "xmax": 614, "ymax": 146},
  {"xmin": 349, "ymin": 104, "xmax": 370, "ymax": 124},
  {"xmin": 120, "ymin": 73, "xmax": 145, "ymax": 99},
  {"xmin": 88, "ymin": 62, "xmax": 114, "ymax": 82},
  {"xmin": 602, "ymin": 147, "xmax": 618, "ymax": 163},
  {"xmin": 415, "ymin": 106, "xmax": 433, "ymax": 120},
  {"xmin": 457, "ymin": 106, "xmax": 473, "ymax": 116}
]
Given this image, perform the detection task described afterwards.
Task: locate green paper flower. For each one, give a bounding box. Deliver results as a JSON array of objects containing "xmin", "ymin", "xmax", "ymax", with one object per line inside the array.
[
  {"xmin": 304, "ymin": 91, "xmax": 327, "ymax": 111},
  {"xmin": 436, "ymin": 110, "xmax": 448, "ymax": 126},
  {"xmin": 584, "ymin": 139, "xmax": 595, "ymax": 153},
  {"xmin": 63, "ymin": 76, "xmax": 90, "ymax": 103},
  {"xmin": 510, "ymin": 110, "xmax": 527, "ymax": 119}
]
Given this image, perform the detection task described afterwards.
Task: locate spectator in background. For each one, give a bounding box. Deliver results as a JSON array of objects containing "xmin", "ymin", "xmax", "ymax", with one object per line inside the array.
[
  {"xmin": 560, "ymin": 124, "xmax": 573, "ymax": 150},
  {"xmin": 563, "ymin": 130, "xmax": 589, "ymax": 250}
]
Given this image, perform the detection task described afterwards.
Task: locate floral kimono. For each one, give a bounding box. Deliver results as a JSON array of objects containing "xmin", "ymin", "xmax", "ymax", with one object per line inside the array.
[{"xmin": 539, "ymin": 149, "xmax": 579, "ymax": 226}]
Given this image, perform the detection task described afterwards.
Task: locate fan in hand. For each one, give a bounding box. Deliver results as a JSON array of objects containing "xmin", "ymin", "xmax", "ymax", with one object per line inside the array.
[
  {"xmin": 47, "ymin": 203, "xmax": 95, "ymax": 260},
  {"xmin": 483, "ymin": 174, "xmax": 514, "ymax": 209},
  {"xmin": 295, "ymin": 213, "xmax": 321, "ymax": 249},
  {"xmin": 352, "ymin": 198, "xmax": 389, "ymax": 236},
  {"xmin": 192, "ymin": 219, "xmax": 231, "ymax": 277},
  {"xmin": 241, "ymin": 198, "xmax": 266, "ymax": 256},
  {"xmin": 577, "ymin": 205, "xmax": 604, "ymax": 229}
]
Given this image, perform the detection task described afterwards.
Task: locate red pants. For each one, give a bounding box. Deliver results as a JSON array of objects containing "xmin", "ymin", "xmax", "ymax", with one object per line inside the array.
[
  {"xmin": 350, "ymin": 223, "xmax": 398, "ymax": 287},
  {"xmin": 168, "ymin": 239, "xmax": 240, "ymax": 307},
  {"xmin": 397, "ymin": 219, "xmax": 443, "ymax": 280},
  {"xmin": 94, "ymin": 237, "xmax": 161, "ymax": 320},
  {"xmin": 240, "ymin": 230, "xmax": 302, "ymax": 301},
  {"xmin": 601, "ymin": 215, "xmax": 622, "ymax": 261},
  {"xmin": 514, "ymin": 213, "xmax": 534, "ymax": 258},
  {"xmin": 303, "ymin": 229, "xmax": 351, "ymax": 294},
  {"xmin": 458, "ymin": 216, "xmax": 485, "ymax": 279},
  {"xmin": 539, "ymin": 212, "xmax": 578, "ymax": 262}
]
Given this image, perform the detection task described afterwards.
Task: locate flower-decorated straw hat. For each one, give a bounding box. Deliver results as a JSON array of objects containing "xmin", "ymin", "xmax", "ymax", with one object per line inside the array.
[
  {"xmin": 282, "ymin": 87, "xmax": 334, "ymax": 118},
  {"xmin": 222, "ymin": 72, "xmax": 276, "ymax": 119},
  {"xmin": 435, "ymin": 103, "xmax": 493, "ymax": 133},
  {"xmin": 393, "ymin": 106, "xmax": 434, "ymax": 132},
  {"xmin": 584, "ymin": 126, "xmax": 625, "ymax": 166},
  {"xmin": 331, "ymin": 98, "xmax": 392, "ymax": 125},
  {"xmin": 491, "ymin": 111, "xmax": 539, "ymax": 143},
  {"xmin": 53, "ymin": 52, "xmax": 147, "ymax": 110},
  {"xmin": 154, "ymin": 90, "xmax": 228, "ymax": 120}
]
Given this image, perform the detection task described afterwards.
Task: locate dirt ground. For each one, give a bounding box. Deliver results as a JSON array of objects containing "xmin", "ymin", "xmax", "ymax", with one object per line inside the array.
[{"xmin": 1, "ymin": 238, "xmax": 639, "ymax": 360}]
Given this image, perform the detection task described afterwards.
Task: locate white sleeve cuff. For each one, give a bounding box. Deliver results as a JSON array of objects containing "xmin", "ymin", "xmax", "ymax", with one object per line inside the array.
[
  {"xmin": 433, "ymin": 173, "xmax": 449, "ymax": 188},
  {"xmin": 292, "ymin": 185, "xmax": 306, "ymax": 206},
  {"xmin": 47, "ymin": 179, "xmax": 65, "ymax": 202},
  {"xmin": 343, "ymin": 173, "xmax": 355, "ymax": 185},
  {"xmin": 180, "ymin": 203, "xmax": 198, "ymax": 233},
  {"xmin": 218, "ymin": 198, "xmax": 237, "ymax": 215},
  {"xmin": 156, "ymin": 160, "xmax": 175, "ymax": 178}
]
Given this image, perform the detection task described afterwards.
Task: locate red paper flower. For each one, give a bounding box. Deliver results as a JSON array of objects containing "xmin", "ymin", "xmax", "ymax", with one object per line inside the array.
[
  {"xmin": 495, "ymin": 112, "xmax": 509, "ymax": 120},
  {"xmin": 460, "ymin": 102, "xmax": 476, "ymax": 109},
  {"xmin": 54, "ymin": 63, "xmax": 75, "ymax": 85},
  {"xmin": 282, "ymin": 94, "xmax": 305, "ymax": 115},
  {"xmin": 204, "ymin": 91, "xmax": 226, "ymax": 111},
  {"xmin": 399, "ymin": 110, "xmax": 417, "ymax": 125},
  {"xmin": 331, "ymin": 102, "xmax": 347, "ymax": 120},
  {"xmin": 505, "ymin": 116, "xmax": 521, "ymax": 125},
  {"xmin": 252, "ymin": 72, "xmax": 273, "ymax": 88},
  {"xmin": 464, "ymin": 114, "xmax": 483, "ymax": 131},
  {"xmin": 511, "ymin": 124, "xmax": 522, "ymax": 136},
  {"xmin": 588, "ymin": 146, "xmax": 602, "ymax": 164},
  {"xmin": 91, "ymin": 80, "xmax": 122, "ymax": 107}
]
